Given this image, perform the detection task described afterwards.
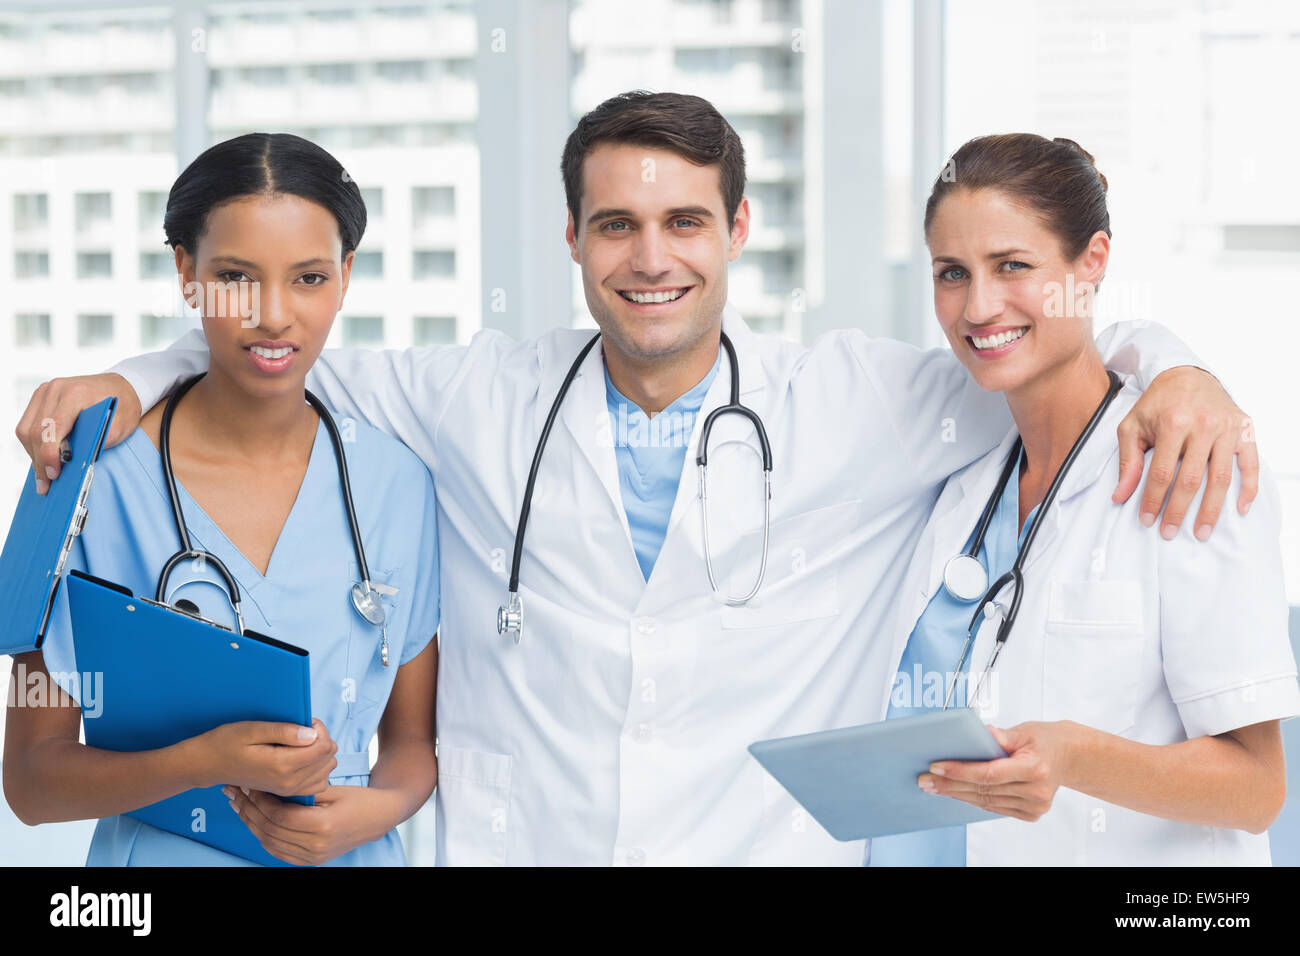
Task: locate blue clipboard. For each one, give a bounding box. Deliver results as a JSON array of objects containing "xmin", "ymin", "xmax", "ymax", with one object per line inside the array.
[
  {"xmin": 66, "ymin": 569, "xmax": 315, "ymax": 867},
  {"xmin": 749, "ymin": 708, "xmax": 1009, "ymax": 841},
  {"xmin": 0, "ymin": 397, "xmax": 116, "ymax": 656}
]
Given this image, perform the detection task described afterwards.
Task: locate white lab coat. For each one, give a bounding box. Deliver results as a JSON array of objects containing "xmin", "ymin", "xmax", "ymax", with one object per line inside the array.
[
  {"xmin": 877, "ymin": 379, "xmax": 1300, "ymax": 865},
  {"xmin": 114, "ymin": 308, "xmax": 1200, "ymax": 865}
]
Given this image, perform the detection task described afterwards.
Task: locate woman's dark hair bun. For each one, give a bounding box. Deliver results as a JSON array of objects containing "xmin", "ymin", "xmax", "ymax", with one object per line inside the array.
[{"xmin": 1052, "ymin": 136, "xmax": 1108, "ymax": 192}]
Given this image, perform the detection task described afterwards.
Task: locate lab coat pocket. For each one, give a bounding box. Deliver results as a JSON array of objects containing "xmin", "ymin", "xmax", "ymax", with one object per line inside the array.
[
  {"xmin": 435, "ymin": 745, "xmax": 512, "ymax": 866},
  {"xmin": 346, "ymin": 564, "xmax": 402, "ymax": 718},
  {"xmin": 719, "ymin": 499, "xmax": 860, "ymax": 630},
  {"xmin": 1042, "ymin": 579, "xmax": 1146, "ymax": 736}
]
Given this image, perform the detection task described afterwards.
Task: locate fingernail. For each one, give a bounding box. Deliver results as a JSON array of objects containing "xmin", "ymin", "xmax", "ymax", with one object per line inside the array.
[
  {"xmin": 919, "ymin": 779, "xmax": 937, "ymax": 793},
  {"xmin": 45, "ymin": 466, "xmax": 57, "ymax": 480},
  {"xmin": 227, "ymin": 800, "xmax": 237, "ymax": 811},
  {"xmin": 240, "ymin": 786, "xmax": 248, "ymax": 796},
  {"xmin": 1139, "ymin": 512, "xmax": 1155, "ymax": 527},
  {"xmin": 35, "ymin": 478, "xmax": 48, "ymax": 495},
  {"xmin": 298, "ymin": 726, "xmax": 317, "ymax": 742},
  {"xmin": 1195, "ymin": 524, "xmax": 1212, "ymax": 542},
  {"xmin": 1161, "ymin": 524, "xmax": 1178, "ymax": 540},
  {"xmin": 930, "ymin": 766, "xmax": 946, "ymax": 777},
  {"xmin": 221, "ymin": 786, "xmax": 234, "ymax": 799},
  {"xmin": 1241, "ymin": 501, "xmax": 1251, "ymax": 516}
]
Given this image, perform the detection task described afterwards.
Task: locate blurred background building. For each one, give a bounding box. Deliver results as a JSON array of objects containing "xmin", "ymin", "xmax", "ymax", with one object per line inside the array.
[{"xmin": 1, "ymin": 0, "xmax": 1297, "ymax": 865}]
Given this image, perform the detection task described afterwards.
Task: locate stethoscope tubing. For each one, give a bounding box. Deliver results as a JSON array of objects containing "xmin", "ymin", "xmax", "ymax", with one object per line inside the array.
[
  {"xmin": 942, "ymin": 370, "xmax": 1124, "ymax": 709},
  {"xmin": 498, "ymin": 329, "xmax": 773, "ymax": 636},
  {"xmin": 156, "ymin": 372, "xmax": 375, "ymax": 636}
]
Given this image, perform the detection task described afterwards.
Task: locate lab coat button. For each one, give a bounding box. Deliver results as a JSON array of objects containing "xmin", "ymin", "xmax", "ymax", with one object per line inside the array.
[
  {"xmin": 626, "ymin": 847, "xmax": 646, "ymax": 866},
  {"xmin": 634, "ymin": 722, "xmax": 652, "ymax": 743},
  {"xmin": 634, "ymin": 617, "xmax": 657, "ymax": 635}
]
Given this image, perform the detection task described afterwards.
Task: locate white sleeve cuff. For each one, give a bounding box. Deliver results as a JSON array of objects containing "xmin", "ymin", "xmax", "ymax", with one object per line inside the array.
[{"xmin": 1175, "ymin": 673, "xmax": 1300, "ymax": 739}]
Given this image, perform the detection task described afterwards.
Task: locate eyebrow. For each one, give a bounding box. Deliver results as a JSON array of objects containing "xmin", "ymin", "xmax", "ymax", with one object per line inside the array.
[
  {"xmin": 931, "ymin": 248, "xmax": 1032, "ymax": 265},
  {"xmin": 208, "ymin": 255, "xmax": 334, "ymax": 270},
  {"xmin": 585, "ymin": 206, "xmax": 717, "ymax": 227}
]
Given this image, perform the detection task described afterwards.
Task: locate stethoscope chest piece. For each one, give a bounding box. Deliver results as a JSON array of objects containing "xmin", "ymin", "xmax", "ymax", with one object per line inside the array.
[
  {"xmin": 351, "ymin": 582, "xmax": 386, "ymax": 626},
  {"xmin": 942, "ymin": 553, "xmax": 988, "ymax": 603},
  {"xmin": 497, "ymin": 592, "xmax": 523, "ymax": 644}
]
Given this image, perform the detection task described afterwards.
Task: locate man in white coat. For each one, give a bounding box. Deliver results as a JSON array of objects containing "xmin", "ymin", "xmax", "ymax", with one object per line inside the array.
[{"xmin": 16, "ymin": 92, "xmax": 1256, "ymax": 865}]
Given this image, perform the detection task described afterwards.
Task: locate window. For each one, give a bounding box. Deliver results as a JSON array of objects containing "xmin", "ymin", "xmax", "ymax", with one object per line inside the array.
[
  {"xmin": 75, "ymin": 192, "xmax": 112, "ymax": 231},
  {"xmin": 309, "ymin": 64, "xmax": 357, "ymax": 85},
  {"xmin": 413, "ymin": 186, "xmax": 455, "ymax": 223},
  {"xmin": 414, "ymin": 315, "xmax": 456, "ymax": 345},
  {"xmin": 360, "ymin": 187, "xmax": 384, "ymax": 219},
  {"xmin": 15, "ymin": 313, "xmax": 51, "ymax": 347},
  {"xmin": 14, "ymin": 251, "xmax": 48, "ymax": 278},
  {"xmin": 77, "ymin": 313, "xmax": 113, "ymax": 347},
  {"xmin": 342, "ymin": 315, "xmax": 384, "ymax": 346},
  {"xmin": 351, "ymin": 251, "xmax": 384, "ymax": 278},
  {"xmin": 141, "ymin": 313, "xmax": 179, "ymax": 349},
  {"xmin": 13, "ymin": 193, "xmax": 47, "ymax": 232},
  {"xmin": 77, "ymin": 252, "xmax": 112, "ymax": 278},
  {"xmin": 138, "ymin": 190, "xmax": 167, "ymax": 229},
  {"xmin": 238, "ymin": 66, "xmax": 289, "ymax": 86},
  {"xmin": 412, "ymin": 250, "xmax": 455, "ymax": 278},
  {"xmin": 139, "ymin": 251, "xmax": 174, "ymax": 279},
  {"xmin": 377, "ymin": 60, "xmax": 427, "ymax": 82}
]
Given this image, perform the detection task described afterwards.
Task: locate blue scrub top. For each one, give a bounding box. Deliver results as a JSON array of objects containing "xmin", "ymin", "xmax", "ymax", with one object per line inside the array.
[
  {"xmin": 868, "ymin": 446, "xmax": 1037, "ymax": 867},
  {"xmin": 605, "ymin": 350, "xmax": 721, "ymax": 580},
  {"xmin": 39, "ymin": 411, "xmax": 441, "ymax": 867}
]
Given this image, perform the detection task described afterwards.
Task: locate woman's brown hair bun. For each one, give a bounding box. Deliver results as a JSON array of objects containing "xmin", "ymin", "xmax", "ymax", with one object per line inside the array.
[{"xmin": 1051, "ymin": 136, "xmax": 1108, "ymax": 193}]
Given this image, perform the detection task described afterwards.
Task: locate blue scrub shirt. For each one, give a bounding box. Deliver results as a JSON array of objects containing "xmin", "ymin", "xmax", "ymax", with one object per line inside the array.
[
  {"xmin": 605, "ymin": 350, "xmax": 722, "ymax": 580},
  {"xmin": 39, "ymin": 414, "xmax": 441, "ymax": 867},
  {"xmin": 868, "ymin": 447, "xmax": 1038, "ymax": 867}
]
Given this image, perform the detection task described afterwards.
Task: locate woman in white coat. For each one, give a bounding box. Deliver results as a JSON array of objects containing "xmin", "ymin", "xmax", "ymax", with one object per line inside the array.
[{"xmin": 869, "ymin": 133, "xmax": 1300, "ymax": 866}]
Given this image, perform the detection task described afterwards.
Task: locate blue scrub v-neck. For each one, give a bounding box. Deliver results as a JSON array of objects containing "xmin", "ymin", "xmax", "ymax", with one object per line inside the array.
[
  {"xmin": 604, "ymin": 350, "xmax": 722, "ymax": 581},
  {"xmin": 124, "ymin": 418, "xmax": 331, "ymax": 627}
]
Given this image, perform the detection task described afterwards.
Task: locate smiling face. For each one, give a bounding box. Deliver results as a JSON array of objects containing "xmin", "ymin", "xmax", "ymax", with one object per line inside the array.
[
  {"xmin": 174, "ymin": 193, "xmax": 353, "ymax": 400},
  {"xmin": 566, "ymin": 143, "xmax": 749, "ymax": 368},
  {"xmin": 926, "ymin": 187, "xmax": 1109, "ymax": 395}
]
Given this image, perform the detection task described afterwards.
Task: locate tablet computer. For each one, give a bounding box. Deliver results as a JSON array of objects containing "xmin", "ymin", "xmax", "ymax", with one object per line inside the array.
[{"xmin": 749, "ymin": 707, "xmax": 1009, "ymax": 841}]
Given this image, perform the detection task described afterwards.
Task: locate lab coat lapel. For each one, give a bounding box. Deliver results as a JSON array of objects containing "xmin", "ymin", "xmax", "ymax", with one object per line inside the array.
[
  {"xmin": 550, "ymin": 331, "xmax": 637, "ymax": 555},
  {"xmin": 1013, "ymin": 384, "xmax": 1134, "ymax": 577},
  {"xmin": 921, "ymin": 428, "xmax": 1022, "ymax": 604}
]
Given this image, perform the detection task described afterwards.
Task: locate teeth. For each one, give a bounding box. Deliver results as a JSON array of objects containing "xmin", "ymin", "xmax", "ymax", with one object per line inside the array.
[
  {"xmin": 251, "ymin": 345, "xmax": 292, "ymax": 359},
  {"xmin": 971, "ymin": 328, "xmax": 1028, "ymax": 350},
  {"xmin": 621, "ymin": 288, "xmax": 687, "ymax": 304}
]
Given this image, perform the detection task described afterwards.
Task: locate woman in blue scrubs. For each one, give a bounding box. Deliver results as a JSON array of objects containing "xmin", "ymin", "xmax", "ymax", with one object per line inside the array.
[{"xmin": 2, "ymin": 133, "xmax": 440, "ymax": 866}]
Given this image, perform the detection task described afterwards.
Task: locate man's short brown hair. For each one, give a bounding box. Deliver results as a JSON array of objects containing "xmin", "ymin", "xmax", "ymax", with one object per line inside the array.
[{"xmin": 561, "ymin": 90, "xmax": 747, "ymax": 229}]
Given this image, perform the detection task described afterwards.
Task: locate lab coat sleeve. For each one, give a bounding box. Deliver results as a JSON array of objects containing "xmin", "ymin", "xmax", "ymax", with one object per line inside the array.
[
  {"xmin": 1156, "ymin": 461, "xmax": 1300, "ymax": 738},
  {"xmin": 109, "ymin": 328, "xmax": 209, "ymax": 414},
  {"xmin": 110, "ymin": 331, "xmax": 471, "ymax": 471},
  {"xmin": 400, "ymin": 465, "xmax": 441, "ymax": 667},
  {"xmin": 1093, "ymin": 319, "xmax": 1216, "ymax": 387},
  {"xmin": 842, "ymin": 320, "xmax": 1210, "ymax": 489}
]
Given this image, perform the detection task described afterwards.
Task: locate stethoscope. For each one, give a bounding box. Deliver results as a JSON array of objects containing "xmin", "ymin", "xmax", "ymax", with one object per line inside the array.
[
  {"xmin": 157, "ymin": 373, "xmax": 391, "ymax": 665},
  {"xmin": 941, "ymin": 370, "xmax": 1123, "ymax": 709},
  {"xmin": 496, "ymin": 330, "xmax": 773, "ymax": 643}
]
